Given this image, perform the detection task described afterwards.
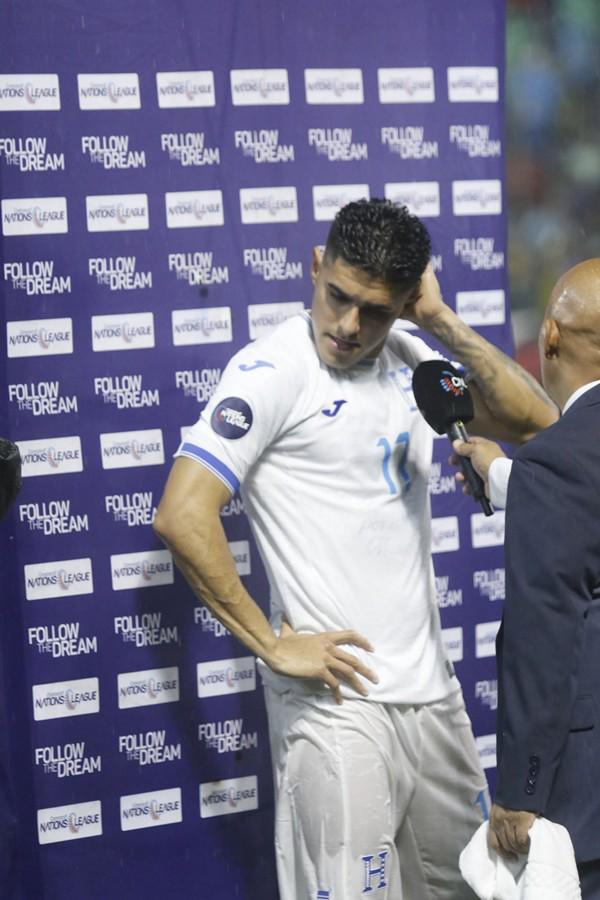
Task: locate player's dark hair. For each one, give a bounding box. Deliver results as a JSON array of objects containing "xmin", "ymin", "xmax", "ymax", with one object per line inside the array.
[{"xmin": 324, "ymin": 198, "xmax": 431, "ymax": 289}]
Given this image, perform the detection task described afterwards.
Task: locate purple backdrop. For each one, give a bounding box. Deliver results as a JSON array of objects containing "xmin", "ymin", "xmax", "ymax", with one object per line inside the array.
[{"xmin": 0, "ymin": 1, "xmax": 506, "ymax": 897}]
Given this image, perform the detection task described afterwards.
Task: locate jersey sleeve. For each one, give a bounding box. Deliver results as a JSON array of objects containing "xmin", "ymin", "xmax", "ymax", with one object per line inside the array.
[
  {"xmin": 175, "ymin": 346, "xmax": 300, "ymax": 495},
  {"xmin": 388, "ymin": 325, "xmax": 445, "ymax": 369}
]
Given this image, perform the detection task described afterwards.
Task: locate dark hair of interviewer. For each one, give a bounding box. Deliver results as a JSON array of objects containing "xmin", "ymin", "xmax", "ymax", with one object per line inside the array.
[{"xmin": 325, "ymin": 198, "xmax": 431, "ymax": 290}]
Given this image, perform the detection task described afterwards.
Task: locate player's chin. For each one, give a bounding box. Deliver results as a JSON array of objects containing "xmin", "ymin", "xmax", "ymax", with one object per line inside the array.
[
  {"xmin": 317, "ymin": 336, "xmax": 364, "ymax": 368},
  {"xmin": 318, "ymin": 347, "xmax": 360, "ymax": 369}
]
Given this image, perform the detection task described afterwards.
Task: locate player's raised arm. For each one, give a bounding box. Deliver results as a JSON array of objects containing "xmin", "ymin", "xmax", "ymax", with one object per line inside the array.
[{"xmin": 404, "ymin": 266, "xmax": 558, "ymax": 443}]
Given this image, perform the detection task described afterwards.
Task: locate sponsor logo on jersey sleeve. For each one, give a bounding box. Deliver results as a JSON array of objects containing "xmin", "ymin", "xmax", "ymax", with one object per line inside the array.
[{"xmin": 211, "ymin": 398, "xmax": 253, "ymax": 439}]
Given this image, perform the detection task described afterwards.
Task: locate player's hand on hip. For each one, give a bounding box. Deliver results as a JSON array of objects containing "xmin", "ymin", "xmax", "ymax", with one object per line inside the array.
[{"xmin": 267, "ymin": 622, "xmax": 378, "ymax": 704}]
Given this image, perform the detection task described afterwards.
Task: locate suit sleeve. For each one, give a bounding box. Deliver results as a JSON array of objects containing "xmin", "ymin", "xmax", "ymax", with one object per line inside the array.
[{"xmin": 495, "ymin": 438, "xmax": 597, "ymax": 812}]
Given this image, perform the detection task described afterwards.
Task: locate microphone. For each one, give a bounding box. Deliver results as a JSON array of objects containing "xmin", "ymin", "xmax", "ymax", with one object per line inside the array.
[{"xmin": 411, "ymin": 360, "xmax": 493, "ymax": 516}]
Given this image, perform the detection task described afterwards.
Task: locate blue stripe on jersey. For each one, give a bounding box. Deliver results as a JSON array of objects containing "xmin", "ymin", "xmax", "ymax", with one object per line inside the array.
[{"xmin": 179, "ymin": 443, "xmax": 240, "ymax": 494}]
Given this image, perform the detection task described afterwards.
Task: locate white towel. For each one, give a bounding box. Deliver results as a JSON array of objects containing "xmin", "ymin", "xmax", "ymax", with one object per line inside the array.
[{"xmin": 459, "ymin": 818, "xmax": 581, "ymax": 900}]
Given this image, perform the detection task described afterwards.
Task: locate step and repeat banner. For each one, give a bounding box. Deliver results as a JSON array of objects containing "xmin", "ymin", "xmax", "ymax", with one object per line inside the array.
[{"xmin": 0, "ymin": 1, "xmax": 506, "ymax": 897}]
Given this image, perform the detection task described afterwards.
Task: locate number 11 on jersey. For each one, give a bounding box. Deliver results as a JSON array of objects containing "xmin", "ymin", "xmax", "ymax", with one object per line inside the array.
[{"xmin": 377, "ymin": 432, "xmax": 411, "ymax": 495}]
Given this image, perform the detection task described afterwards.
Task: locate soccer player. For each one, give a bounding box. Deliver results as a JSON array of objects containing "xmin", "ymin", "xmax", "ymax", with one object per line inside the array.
[{"xmin": 155, "ymin": 199, "xmax": 556, "ymax": 899}]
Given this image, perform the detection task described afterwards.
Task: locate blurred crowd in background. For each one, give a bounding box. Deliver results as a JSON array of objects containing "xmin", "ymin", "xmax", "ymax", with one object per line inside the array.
[{"xmin": 507, "ymin": 0, "xmax": 600, "ymax": 376}]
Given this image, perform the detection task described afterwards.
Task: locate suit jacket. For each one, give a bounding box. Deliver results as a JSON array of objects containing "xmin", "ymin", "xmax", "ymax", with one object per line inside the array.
[{"xmin": 495, "ymin": 382, "xmax": 600, "ymax": 863}]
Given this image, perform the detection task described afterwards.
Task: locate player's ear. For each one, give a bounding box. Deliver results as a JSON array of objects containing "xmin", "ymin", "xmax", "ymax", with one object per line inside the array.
[
  {"xmin": 542, "ymin": 317, "xmax": 560, "ymax": 359},
  {"xmin": 311, "ymin": 246, "xmax": 322, "ymax": 285}
]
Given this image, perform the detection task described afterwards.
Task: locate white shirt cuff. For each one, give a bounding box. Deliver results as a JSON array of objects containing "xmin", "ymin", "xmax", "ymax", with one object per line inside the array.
[{"xmin": 488, "ymin": 456, "xmax": 512, "ymax": 510}]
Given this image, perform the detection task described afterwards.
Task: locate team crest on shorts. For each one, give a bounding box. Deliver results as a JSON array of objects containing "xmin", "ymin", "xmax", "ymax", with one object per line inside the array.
[{"xmin": 211, "ymin": 397, "xmax": 253, "ymax": 439}]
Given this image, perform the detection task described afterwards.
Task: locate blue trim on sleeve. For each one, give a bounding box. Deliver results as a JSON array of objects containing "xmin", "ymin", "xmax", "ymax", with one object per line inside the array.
[{"xmin": 178, "ymin": 443, "xmax": 240, "ymax": 494}]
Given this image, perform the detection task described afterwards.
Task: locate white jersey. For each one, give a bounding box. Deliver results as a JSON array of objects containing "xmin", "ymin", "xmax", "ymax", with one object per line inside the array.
[{"xmin": 177, "ymin": 313, "xmax": 454, "ymax": 704}]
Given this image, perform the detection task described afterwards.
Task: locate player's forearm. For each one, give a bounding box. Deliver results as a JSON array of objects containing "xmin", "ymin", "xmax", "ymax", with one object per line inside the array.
[
  {"xmin": 155, "ymin": 516, "xmax": 277, "ymax": 663},
  {"xmin": 425, "ymin": 306, "xmax": 557, "ymax": 439}
]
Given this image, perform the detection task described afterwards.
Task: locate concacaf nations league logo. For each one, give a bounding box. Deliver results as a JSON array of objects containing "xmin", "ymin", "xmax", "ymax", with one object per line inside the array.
[{"xmin": 211, "ymin": 397, "xmax": 253, "ymax": 439}]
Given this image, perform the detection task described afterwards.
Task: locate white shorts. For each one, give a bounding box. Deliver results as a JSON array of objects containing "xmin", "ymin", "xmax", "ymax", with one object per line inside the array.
[{"xmin": 265, "ymin": 685, "xmax": 489, "ymax": 900}]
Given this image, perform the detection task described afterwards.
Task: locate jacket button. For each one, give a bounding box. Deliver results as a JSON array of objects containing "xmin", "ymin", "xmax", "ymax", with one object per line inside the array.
[
  {"xmin": 525, "ymin": 785, "xmax": 535, "ymax": 795},
  {"xmin": 529, "ymin": 755, "xmax": 540, "ymax": 766}
]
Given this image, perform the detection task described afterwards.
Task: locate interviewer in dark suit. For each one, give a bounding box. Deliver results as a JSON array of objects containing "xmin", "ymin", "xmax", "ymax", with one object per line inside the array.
[{"xmin": 454, "ymin": 259, "xmax": 600, "ymax": 898}]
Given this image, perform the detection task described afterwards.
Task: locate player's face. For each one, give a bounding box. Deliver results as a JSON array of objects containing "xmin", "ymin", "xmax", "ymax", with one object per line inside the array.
[{"xmin": 310, "ymin": 249, "xmax": 417, "ymax": 369}]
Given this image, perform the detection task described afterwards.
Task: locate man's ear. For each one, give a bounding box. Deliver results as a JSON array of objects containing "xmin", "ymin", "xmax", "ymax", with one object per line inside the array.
[
  {"xmin": 311, "ymin": 246, "xmax": 322, "ymax": 285},
  {"xmin": 542, "ymin": 317, "xmax": 560, "ymax": 359}
]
